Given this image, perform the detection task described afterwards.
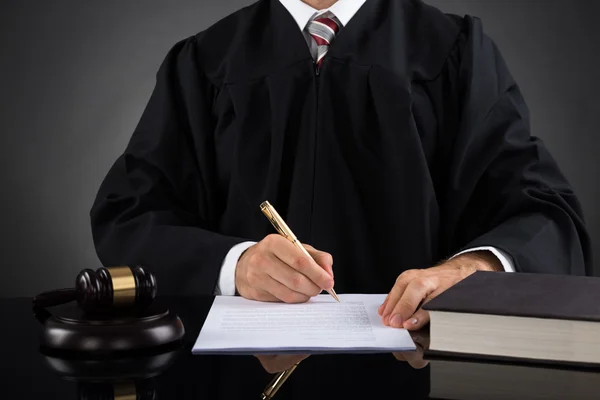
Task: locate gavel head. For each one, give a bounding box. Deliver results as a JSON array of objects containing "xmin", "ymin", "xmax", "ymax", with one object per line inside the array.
[{"xmin": 75, "ymin": 266, "xmax": 157, "ymax": 313}]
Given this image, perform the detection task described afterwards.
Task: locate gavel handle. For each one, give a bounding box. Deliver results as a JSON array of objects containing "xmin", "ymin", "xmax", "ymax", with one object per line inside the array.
[{"xmin": 32, "ymin": 288, "xmax": 76, "ymax": 308}]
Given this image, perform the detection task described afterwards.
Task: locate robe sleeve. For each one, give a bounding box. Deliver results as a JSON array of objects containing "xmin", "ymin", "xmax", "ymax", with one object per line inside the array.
[
  {"xmin": 90, "ymin": 35, "xmax": 249, "ymax": 295},
  {"xmin": 440, "ymin": 16, "xmax": 592, "ymax": 275}
]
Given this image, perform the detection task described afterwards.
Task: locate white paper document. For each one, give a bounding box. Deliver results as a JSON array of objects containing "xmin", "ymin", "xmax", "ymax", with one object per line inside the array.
[{"xmin": 192, "ymin": 294, "xmax": 416, "ymax": 354}]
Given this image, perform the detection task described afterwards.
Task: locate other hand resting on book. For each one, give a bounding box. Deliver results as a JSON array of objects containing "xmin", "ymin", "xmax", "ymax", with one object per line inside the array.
[{"xmin": 378, "ymin": 251, "xmax": 502, "ymax": 331}]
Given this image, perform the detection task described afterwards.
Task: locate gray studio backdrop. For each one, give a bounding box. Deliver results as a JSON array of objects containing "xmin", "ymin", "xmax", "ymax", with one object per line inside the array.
[{"xmin": 1, "ymin": 1, "xmax": 599, "ymax": 297}]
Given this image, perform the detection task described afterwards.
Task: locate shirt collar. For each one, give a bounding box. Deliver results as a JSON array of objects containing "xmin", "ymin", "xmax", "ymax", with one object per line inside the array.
[{"xmin": 279, "ymin": 0, "xmax": 367, "ymax": 30}]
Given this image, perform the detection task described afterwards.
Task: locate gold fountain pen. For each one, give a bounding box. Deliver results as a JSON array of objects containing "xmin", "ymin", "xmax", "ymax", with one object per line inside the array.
[{"xmin": 260, "ymin": 201, "xmax": 339, "ymax": 302}]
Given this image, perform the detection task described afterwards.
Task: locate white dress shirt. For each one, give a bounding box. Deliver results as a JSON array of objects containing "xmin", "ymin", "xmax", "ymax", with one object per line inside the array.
[{"xmin": 214, "ymin": 0, "xmax": 515, "ymax": 295}]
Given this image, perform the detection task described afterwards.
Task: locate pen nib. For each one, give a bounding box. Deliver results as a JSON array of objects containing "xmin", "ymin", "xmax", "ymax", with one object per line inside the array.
[{"xmin": 329, "ymin": 288, "xmax": 340, "ymax": 303}]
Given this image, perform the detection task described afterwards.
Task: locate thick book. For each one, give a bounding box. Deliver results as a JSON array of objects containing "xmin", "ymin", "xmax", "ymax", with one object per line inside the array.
[{"xmin": 422, "ymin": 271, "xmax": 600, "ymax": 367}]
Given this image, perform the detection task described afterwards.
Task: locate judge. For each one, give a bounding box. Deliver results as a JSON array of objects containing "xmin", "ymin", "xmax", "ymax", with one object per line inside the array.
[{"xmin": 90, "ymin": 0, "xmax": 592, "ymax": 330}]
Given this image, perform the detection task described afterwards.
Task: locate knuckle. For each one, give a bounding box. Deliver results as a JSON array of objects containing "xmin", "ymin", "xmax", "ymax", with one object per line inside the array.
[
  {"xmin": 254, "ymin": 240, "xmax": 266, "ymax": 252},
  {"xmin": 264, "ymin": 234, "xmax": 279, "ymax": 246},
  {"xmin": 248, "ymin": 252, "xmax": 264, "ymax": 267},
  {"xmin": 413, "ymin": 277, "xmax": 427, "ymax": 289},
  {"xmin": 293, "ymin": 256, "xmax": 309, "ymax": 271},
  {"xmin": 398, "ymin": 269, "xmax": 418, "ymax": 282},
  {"xmin": 405, "ymin": 269, "xmax": 419, "ymax": 278},
  {"xmin": 323, "ymin": 253, "xmax": 334, "ymax": 266},
  {"xmin": 416, "ymin": 276, "xmax": 434, "ymax": 289},
  {"xmin": 246, "ymin": 269, "xmax": 260, "ymax": 286}
]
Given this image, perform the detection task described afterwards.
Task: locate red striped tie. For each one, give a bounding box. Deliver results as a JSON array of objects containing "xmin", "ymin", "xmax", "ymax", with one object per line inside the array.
[{"xmin": 307, "ymin": 12, "xmax": 342, "ymax": 69}]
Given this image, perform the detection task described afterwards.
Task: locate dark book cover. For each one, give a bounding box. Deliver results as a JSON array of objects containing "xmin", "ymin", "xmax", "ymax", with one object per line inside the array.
[{"xmin": 422, "ymin": 271, "xmax": 600, "ymax": 322}]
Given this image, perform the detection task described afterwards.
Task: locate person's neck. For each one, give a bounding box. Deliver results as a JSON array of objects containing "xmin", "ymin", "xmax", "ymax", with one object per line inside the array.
[{"xmin": 302, "ymin": 0, "xmax": 338, "ymax": 10}]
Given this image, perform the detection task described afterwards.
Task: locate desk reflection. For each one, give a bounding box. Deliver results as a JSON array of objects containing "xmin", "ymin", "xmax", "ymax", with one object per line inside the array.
[
  {"xmin": 160, "ymin": 351, "xmax": 431, "ymax": 399},
  {"xmin": 39, "ymin": 344, "xmax": 600, "ymax": 400},
  {"xmin": 39, "ymin": 334, "xmax": 431, "ymax": 399},
  {"xmin": 6, "ymin": 295, "xmax": 597, "ymax": 400},
  {"xmin": 255, "ymin": 331, "xmax": 429, "ymax": 399}
]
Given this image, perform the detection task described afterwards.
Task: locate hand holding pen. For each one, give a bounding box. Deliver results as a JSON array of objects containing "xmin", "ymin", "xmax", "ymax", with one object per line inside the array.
[
  {"xmin": 234, "ymin": 201, "xmax": 338, "ymax": 303},
  {"xmin": 252, "ymin": 201, "xmax": 339, "ymax": 399}
]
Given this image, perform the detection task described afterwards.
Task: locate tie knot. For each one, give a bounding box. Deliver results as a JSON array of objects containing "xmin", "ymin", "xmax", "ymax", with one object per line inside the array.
[
  {"xmin": 307, "ymin": 11, "xmax": 342, "ymax": 46},
  {"xmin": 307, "ymin": 11, "xmax": 342, "ymax": 67}
]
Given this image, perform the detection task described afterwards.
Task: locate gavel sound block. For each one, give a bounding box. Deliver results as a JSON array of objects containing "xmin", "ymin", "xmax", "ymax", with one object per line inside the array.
[{"xmin": 33, "ymin": 266, "xmax": 185, "ymax": 355}]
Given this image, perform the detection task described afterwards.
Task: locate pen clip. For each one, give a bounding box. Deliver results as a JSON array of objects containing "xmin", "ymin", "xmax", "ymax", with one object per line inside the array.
[
  {"xmin": 269, "ymin": 217, "xmax": 287, "ymax": 238},
  {"xmin": 260, "ymin": 201, "xmax": 291, "ymax": 240}
]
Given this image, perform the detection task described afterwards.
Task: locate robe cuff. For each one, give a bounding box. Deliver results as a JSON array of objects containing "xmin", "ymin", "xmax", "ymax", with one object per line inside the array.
[
  {"xmin": 451, "ymin": 246, "xmax": 515, "ymax": 272},
  {"xmin": 214, "ymin": 241, "xmax": 257, "ymax": 295}
]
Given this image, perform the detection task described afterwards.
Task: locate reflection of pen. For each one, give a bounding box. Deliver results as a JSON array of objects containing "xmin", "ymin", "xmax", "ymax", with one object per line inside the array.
[
  {"xmin": 260, "ymin": 201, "xmax": 339, "ymax": 302},
  {"xmin": 260, "ymin": 362, "xmax": 300, "ymax": 400}
]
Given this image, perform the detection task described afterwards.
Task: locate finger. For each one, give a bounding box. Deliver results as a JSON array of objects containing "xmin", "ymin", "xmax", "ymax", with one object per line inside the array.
[
  {"xmin": 402, "ymin": 286, "xmax": 445, "ymax": 330},
  {"xmin": 402, "ymin": 348, "xmax": 429, "ymax": 369},
  {"xmin": 382, "ymin": 285, "xmax": 405, "ymax": 326},
  {"xmin": 267, "ymin": 235, "xmax": 334, "ymax": 290},
  {"xmin": 304, "ymin": 245, "xmax": 334, "ymax": 278},
  {"xmin": 250, "ymin": 287, "xmax": 281, "ymax": 302},
  {"xmin": 402, "ymin": 309, "xmax": 430, "ymax": 331},
  {"xmin": 265, "ymin": 253, "xmax": 322, "ymax": 297},
  {"xmin": 392, "ymin": 343, "xmax": 428, "ymax": 369},
  {"xmin": 382, "ymin": 271, "xmax": 417, "ymax": 324},
  {"xmin": 258, "ymin": 275, "xmax": 311, "ymax": 304},
  {"xmin": 378, "ymin": 295, "xmax": 389, "ymax": 316},
  {"xmin": 388, "ymin": 277, "xmax": 437, "ymax": 328}
]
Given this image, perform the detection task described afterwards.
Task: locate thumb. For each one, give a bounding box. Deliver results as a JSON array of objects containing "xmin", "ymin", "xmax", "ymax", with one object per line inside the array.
[{"xmin": 304, "ymin": 245, "xmax": 334, "ymax": 278}]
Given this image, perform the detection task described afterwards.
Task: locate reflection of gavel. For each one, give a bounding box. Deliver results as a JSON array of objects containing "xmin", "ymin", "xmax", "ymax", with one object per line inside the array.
[
  {"xmin": 261, "ymin": 362, "xmax": 301, "ymax": 400},
  {"xmin": 77, "ymin": 380, "xmax": 156, "ymax": 400}
]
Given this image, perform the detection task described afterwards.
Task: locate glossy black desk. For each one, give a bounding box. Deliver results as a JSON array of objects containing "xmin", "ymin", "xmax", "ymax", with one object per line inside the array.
[{"xmin": 1, "ymin": 296, "xmax": 598, "ymax": 399}]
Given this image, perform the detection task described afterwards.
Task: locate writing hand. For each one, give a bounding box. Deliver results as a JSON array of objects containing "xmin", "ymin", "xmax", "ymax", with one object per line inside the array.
[
  {"xmin": 379, "ymin": 251, "xmax": 502, "ymax": 330},
  {"xmin": 236, "ymin": 234, "xmax": 334, "ymax": 303},
  {"xmin": 255, "ymin": 354, "xmax": 310, "ymax": 374}
]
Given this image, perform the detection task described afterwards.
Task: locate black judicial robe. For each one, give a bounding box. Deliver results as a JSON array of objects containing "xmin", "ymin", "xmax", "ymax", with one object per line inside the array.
[{"xmin": 90, "ymin": 0, "xmax": 592, "ymax": 295}]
